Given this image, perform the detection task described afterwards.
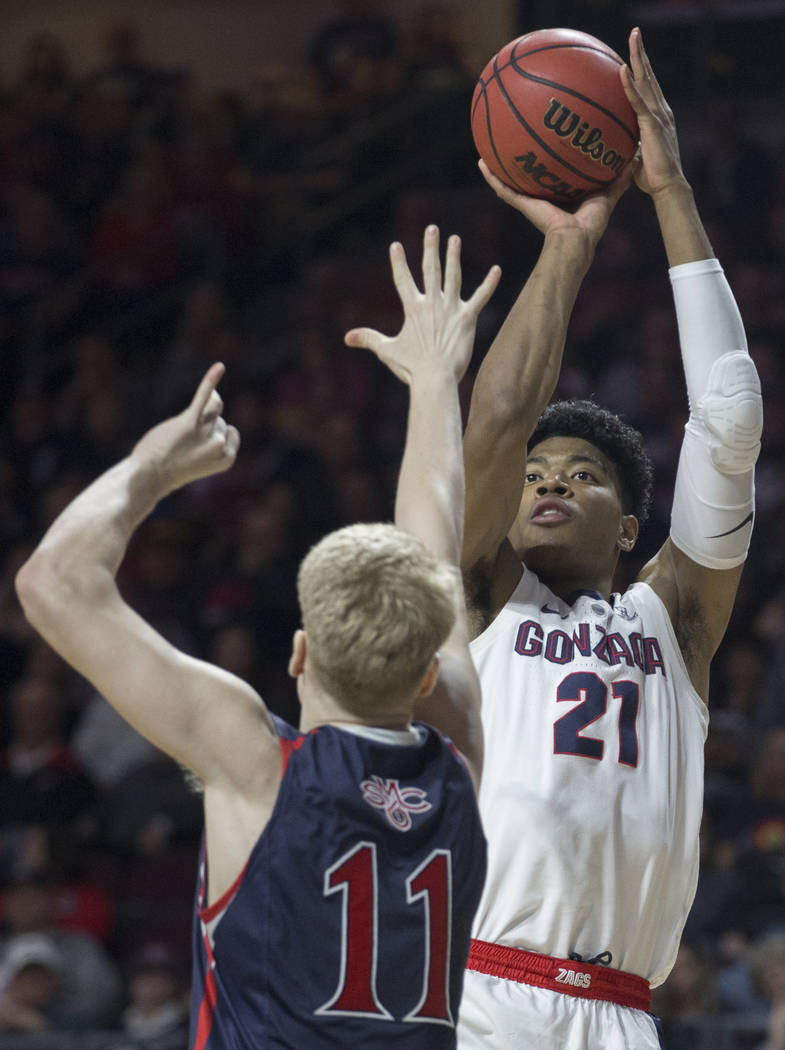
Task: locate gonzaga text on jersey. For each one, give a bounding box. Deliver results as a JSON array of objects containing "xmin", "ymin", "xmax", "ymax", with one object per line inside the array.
[{"xmin": 514, "ymin": 619, "xmax": 666, "ymax": 677}]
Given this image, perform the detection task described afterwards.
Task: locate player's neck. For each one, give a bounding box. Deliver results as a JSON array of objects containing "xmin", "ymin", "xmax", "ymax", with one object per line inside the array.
[
  {"xmin": 298, "ymin": 709, "xmax": 413, "ymax": 734},
  {"xmin": 524, "ymin": 547, "xmax": 617, "ymax": 602},
  {"xmin": 301, "ymin": 714, "xmax": 414, "ymax": 733},
  {"xmin": 299, "ymin": 679, "xmax": 413, "ymax": 734},
  {"xmin": 536, "ymin": 565, "xmax": 614, "ymax": 603}
]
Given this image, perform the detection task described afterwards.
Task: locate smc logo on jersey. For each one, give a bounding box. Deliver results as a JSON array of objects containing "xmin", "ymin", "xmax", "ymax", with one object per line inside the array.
[{"xmin": 360, "ymin": 775, "xmax": 432, "ymax": 830}]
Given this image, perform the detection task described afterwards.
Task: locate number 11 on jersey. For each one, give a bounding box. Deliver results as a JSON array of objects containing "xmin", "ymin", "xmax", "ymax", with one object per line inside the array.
[{"xmin": 316, "ymin": 841, "xmax": 454, "ymax": 1026}]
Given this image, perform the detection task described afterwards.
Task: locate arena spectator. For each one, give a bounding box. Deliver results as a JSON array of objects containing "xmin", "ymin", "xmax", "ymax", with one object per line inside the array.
[
  {"xmin": 727, "ymin": 727, "xmax": 785, "ymax": 938},
  {"xmin": 0, "ymin": 865, "xmax": 122, "ymax": 1030},
  {"xmin": 0, "ymin": 674, "xmax": 95, "ymax": 856},
  {"xmin": 0, "ymin": 932, "xmax": 63, "ymax": 1034},
  {"xmin": 119, "ymin": 941, "xmax": 188, "ymax": 1046},
  {"xmin": 748, "ymin": 932, "xmax": 785, "ymax": 1050}
]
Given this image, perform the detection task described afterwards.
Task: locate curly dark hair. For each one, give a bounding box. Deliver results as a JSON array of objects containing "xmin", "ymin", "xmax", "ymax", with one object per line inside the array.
[{"xmin": 527, "ymin": 399, "xmax": 654, "ymax": 527}]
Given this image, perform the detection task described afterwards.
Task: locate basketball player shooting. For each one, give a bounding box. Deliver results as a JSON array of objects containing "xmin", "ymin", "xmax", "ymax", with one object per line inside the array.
[
  {"xmin": 15, "ymin": 228, "xmax": 500, "ymax": 1049},
  {"xmin": 451, "ymin": 27, "xmax": 761, "ymax": 1050}
]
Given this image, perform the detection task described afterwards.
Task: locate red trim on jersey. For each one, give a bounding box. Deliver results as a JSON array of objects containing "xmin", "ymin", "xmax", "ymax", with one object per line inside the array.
[
  {"xmin": 198, "ymin": 861, "xmax": 248, "ymax": 924},
  {"xmin": 193, "ymin": 914, "xmax": 219, "ymax": 1050},
  {"xmin": 467, "ymin": 940, "xmax": 651, "ymax": 1012},
  {"xmin": 280, "ymin": 733, "xmax": 306, "ymax": 775},
  {"xmin": 193, "ymin": 967, "xmax": 218, "ymax": 1050},
  {"xmin": 447, "ymin": 740, "xmax": 467, "ymax": 766}
]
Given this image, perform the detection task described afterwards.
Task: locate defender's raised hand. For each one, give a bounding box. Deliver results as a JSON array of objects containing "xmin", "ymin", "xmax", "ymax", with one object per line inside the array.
[
  {"xmin": 621, "ymin": 27, "xmax": 686, "ymax": 197},
  {"xmin": 344, "ymin": 225, "xmax": 500, "ymax": 385},
  {"xmin": 131, "ymin": 362, "xmax": 240, "ymax": 495}
]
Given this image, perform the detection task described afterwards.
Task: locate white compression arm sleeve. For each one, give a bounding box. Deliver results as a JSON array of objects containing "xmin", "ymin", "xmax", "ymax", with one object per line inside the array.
[
  {"xmin": 669, "ymin": 259, "xmax": 761, "ymax": 569},
  {"xmin": 670, "ymin": 259, "xmax": 748, "ymax": 408}
]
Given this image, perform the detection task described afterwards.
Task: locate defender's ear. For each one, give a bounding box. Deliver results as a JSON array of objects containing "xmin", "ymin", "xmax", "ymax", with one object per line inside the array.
[
  {"xmin": 417, "ymin": 655, "xmax": 440, "ymax": 699},
  {"xmin": 288, "ymin": 629, "xmax": 307, "ymax": 678}
]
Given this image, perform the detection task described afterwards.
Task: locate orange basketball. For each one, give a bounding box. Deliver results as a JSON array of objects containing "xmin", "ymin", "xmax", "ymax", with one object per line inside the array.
[{"xmin": 471, "ymin": 28, "xmax": 638, "ymax": 204}]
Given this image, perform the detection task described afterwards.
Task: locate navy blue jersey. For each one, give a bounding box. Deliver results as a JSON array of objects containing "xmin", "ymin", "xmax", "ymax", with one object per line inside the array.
[{"xmin": 190, "ymin": 718, "xmax": 486, "ymax": 1049}]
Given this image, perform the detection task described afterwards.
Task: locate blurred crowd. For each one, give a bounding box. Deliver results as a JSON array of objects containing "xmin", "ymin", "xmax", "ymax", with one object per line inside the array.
[{"xmin": 0, "ymin": 3, "xmax": 784, "ymax": 1047}]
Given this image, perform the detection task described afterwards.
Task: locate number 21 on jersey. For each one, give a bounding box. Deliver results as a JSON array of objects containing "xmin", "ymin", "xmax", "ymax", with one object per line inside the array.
[{"xmin": 553, "ymin": 671, "xmax": 640, "ymax": 767}]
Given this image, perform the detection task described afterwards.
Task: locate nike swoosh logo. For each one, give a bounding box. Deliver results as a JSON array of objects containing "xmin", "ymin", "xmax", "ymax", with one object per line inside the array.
[
  {"xmin": 707, "ymin": 511, "xmax": 754, "ymax": 539},
  {"xmin": 541, "ymin": 604, "xmax": 568, "ymax": 618}
]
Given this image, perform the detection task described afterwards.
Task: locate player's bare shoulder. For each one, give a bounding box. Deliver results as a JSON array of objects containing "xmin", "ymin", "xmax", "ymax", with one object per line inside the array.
[{"xmin": 636, "ymin": 542, "xmax": 713, "ymax": 699}]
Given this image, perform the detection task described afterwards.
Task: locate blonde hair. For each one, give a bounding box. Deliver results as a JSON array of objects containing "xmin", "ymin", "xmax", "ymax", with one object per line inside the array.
[{"xmin": 297, "ymin": 523, "xmax": 458, "ymax": 714}]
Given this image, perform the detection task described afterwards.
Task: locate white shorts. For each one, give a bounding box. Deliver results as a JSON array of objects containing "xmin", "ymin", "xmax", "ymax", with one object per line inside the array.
[{"xmin": 457, "ymin": 969, "xmax": 663, "ymax": 1050}]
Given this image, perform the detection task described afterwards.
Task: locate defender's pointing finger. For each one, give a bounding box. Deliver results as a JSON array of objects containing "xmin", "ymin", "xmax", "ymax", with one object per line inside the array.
[{"xmin": 191, "ymin": 362, "xmax": 225, "ymax": 420}]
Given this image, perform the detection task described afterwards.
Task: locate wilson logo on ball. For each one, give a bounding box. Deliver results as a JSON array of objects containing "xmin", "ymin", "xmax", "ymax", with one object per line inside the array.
[{"xmin": 542, "ymin": 99, "xmax": 629, "ymax": 173}]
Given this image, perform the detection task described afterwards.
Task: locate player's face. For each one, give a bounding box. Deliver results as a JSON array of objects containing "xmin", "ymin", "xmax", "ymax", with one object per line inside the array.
[{"xmin": 509, "ymin": 436, "xmax": 636, "ymax": 585}]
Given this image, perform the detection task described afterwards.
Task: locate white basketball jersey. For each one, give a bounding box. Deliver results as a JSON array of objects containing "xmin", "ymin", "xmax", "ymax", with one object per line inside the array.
[{"xmin": 470, "ymin": 567, "xmax": 707, "ymax": 988}]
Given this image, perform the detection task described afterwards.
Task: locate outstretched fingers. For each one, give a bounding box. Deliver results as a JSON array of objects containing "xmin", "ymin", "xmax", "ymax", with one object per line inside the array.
[
  {"xmin": 388, "ymin": 239, "xmax": 420, "ymax": 307},
  {"xmin": 422, "ymin": 224, "xmax": 442, "ymax": 298},
  {"xmin": 343, "ymin": 225, "xmax": 500, "ymax": 388},
  {"xmin": 621, "ymin": 72, "xmax": 650, "ymax": 130},
  {"xmin": 625, "ymin": 27, "xmax": 666, "ymax": 111},
  {"xmin": 344, "ymin": 326, "xmax": 386, "ymax": 357},
  {"xmin": 344, "ymin": 325, "xmax": 408, "ymax": 383},
  {"xmin": 442, "ymin": 234, "xmax": 462, "ymax": 302},
  {"xmin": 466, "ymin": 264, "xmax": 502, "ymax": 316}
]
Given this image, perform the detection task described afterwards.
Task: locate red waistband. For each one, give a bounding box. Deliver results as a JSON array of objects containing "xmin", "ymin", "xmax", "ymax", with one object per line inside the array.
[{"xmin": 467, "ymin": 939, "xmax": 651, "ymax": 1013}]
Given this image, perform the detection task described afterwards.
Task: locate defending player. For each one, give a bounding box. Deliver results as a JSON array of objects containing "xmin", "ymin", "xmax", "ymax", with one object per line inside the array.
[
  {"xmin": 453, "ymin": 28, "xmax": 761, "ymax": 1050},
  {"xmin": 15, "ymin": 227, "xmax": 500, "ymax": 1049}
]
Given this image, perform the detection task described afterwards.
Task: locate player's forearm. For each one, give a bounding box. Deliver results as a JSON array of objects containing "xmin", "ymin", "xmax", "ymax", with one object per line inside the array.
[
  {"xmin": 395, "ymin": 374, "xmax": 464, "ymax": 565},
  {"xmin": 652, "ymin": 178, "xmax": 714, "ymax": 267},
  {"xmin": 470, "ymin": 228, "xmax": 595, "ymax": 435},
  {"xmin": 16, "ymin": 456, "xmax": 163, "ymax": 628}
]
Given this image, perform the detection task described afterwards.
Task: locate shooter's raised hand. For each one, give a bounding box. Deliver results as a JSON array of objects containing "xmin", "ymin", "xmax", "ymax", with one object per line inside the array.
[{"xmin": 621, "ymin": 26, "xmax": 686, "ymax": 197}]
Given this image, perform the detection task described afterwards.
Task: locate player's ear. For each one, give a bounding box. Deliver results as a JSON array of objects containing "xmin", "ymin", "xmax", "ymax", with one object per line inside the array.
[
  {"xmin": 288, "ymin": 629, "xmax": 307, "ymax": 678},
  {"xmin": 417, "ymin": 655, "xmax": 440, "ymax": 699},
  {"xmin": 617, "ymin": 514, "xmax": 639, "ymax": 552}
]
